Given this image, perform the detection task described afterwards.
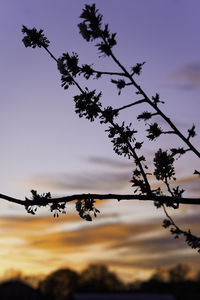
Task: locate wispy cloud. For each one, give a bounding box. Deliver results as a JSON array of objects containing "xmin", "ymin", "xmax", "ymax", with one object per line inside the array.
[
  {"xmin": 151, "ymin": 174, "xmax": 200, "ymax": 197},
  {"xmin": 22, "ymin": 165, "xmax": 200, "ymax": 199},
  {"xmin": 0, "ymin": 208, "xmax": 199, "ymax": 281},
  {"xmin": 170, "ymin": 63, "xmax": 200, "ymax": 89},
  {"xmin": 86, "ymin": 156, "xmax": 133, "ymax": 169},
  {"xmin": 25, "ymin": 170, "xmax": 131, "ymax": 193},
  {"xmin": 15, "ymin": 161, "xmax": 200, "ymax": 281}
]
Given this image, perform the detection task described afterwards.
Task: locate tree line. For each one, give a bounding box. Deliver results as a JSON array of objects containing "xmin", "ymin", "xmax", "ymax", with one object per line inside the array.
[{"xmin": 1, "ymin": 263, "xmax": 200, "ymax": 300}]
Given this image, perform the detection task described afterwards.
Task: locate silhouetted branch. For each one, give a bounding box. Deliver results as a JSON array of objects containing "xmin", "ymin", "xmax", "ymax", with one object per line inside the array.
[
  {"xmin": 0, "ymin": 193, "xmax": 200, "ymax": 207},
  {"xmin": 41, "ymin": 44, "xmax": 152, "ymax": 195},
  {"xmin": 162, "ymin": 204, "xmax": 200, "ymax": 253},
  {"xmin": 43, "ymin": 46, "xmax": 84, "ymax": 93},
  {"xmin": 80, "ymin": 67, "xmax": 126, "ymax": 77},
  {"xmin": 98, "ymin": 27, "xmax": 200, "ymax": 158},
  {"xmin": 115, "ymin": 99, "xmax": 146, "ymax": 112}
]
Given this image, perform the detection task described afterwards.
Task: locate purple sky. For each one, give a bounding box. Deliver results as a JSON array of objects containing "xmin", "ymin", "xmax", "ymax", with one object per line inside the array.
[
  {"xmin": 0, "ymin": 0, "xmax": 200, "ymax": 280},
  {"xmin": 0, "ymin": 0, "xmax": 199, "ymax": 199}
]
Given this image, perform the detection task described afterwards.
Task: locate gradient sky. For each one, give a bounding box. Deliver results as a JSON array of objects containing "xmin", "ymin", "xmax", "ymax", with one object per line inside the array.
[{"xmin": 0, "ymin": 0, "xmax": 200, "ymax": 282}]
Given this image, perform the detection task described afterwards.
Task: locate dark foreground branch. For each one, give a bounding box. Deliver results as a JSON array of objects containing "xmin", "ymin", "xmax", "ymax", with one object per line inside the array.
[{"xmin": 0, "ymin": 193, "xmax": 200, "ymax": 207}]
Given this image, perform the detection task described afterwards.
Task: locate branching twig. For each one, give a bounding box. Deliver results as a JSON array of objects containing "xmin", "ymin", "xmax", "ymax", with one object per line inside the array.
[{"xmin": 100, "ymin": 32, "xmax": 200, "ymax": 159}]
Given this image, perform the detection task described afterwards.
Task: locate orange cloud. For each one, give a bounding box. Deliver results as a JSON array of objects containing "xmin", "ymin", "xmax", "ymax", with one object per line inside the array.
[{"xmin": 0, "ymin": 207, "xmax": 199, "ymax": 282}]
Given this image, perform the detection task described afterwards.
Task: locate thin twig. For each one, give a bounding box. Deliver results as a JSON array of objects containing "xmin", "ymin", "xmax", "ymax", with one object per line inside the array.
[
  {"xmin": 115, "ymin": 99, "xmax": 146, "ymax": 112},
  {"xmin": 43, "ymin": 46, "xmax": 84, "ymax": 94},
  {"xmin": 82, "ymin": 68, "xmax": 126, "ymax": 77}
]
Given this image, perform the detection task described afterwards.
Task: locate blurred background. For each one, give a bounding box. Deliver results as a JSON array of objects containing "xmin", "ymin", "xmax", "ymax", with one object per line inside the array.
[{"xmin": 0, "ymin": 0, "xmax": 199, "ymax": 285}]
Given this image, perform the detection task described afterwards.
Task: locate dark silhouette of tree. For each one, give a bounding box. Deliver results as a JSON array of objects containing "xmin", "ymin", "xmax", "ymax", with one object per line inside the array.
[
  {"xmin": 195, "ymin": 270, "xmax": 200, "ymax": 282},
  {"xmin": 142, "ymin": 263, "xmax": 200, "ymax": 300},
  {"xmin": 78, "ymin": 264, "xmax": 124, "ymax": 292},
  {"xmin": 0, "ymin": 280, "xmax": 45, "ymax": 300},
  {"xmin": 150, "ymin": 268, "xmax": 167, "ymax": 283},
  {"xmin": 0, "ymin": 4, "xmax": 199, "ymax": 251},
  {"xmin": 168, "ymin": 264, "xmax": 190, "ymax": 283},
  {"xmin": 39, "ymin": 268, "xmax": 79, "ymax": 300},
  {"xmin": 150, "ymin": 264, "xmax": 191, "ymax": 283}
]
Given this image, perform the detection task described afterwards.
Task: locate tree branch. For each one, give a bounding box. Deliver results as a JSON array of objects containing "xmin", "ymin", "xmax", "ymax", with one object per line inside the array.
[
  {"xmin": 0, "ymin": 193, "xmax": 200, "ymax": 207},
  {"xmin": 101, "ymin": 37, "xmax": 200, "ymax": 159},
  {"xmin": 81, "ymin": 67, "xmax": 126, "ymax": 77},
  {"xmin": 115, "ymin": 99, "xmax": 146, "ymax": 112},
  {"xmin": 43, "ymin": 46, "xmax": 84, "ymax": 94}
]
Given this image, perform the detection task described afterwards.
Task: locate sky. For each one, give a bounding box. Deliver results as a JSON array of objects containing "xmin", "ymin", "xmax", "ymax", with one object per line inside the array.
[{"xmin": 0, "ymin": 0, "xmax": 200, "ymax": 282}]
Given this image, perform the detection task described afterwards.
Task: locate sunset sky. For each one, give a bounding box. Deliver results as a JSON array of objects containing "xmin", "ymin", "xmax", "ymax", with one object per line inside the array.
[{"xmin": 0, "ymin": 0, "xmax": 200, "ymax": 282}]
